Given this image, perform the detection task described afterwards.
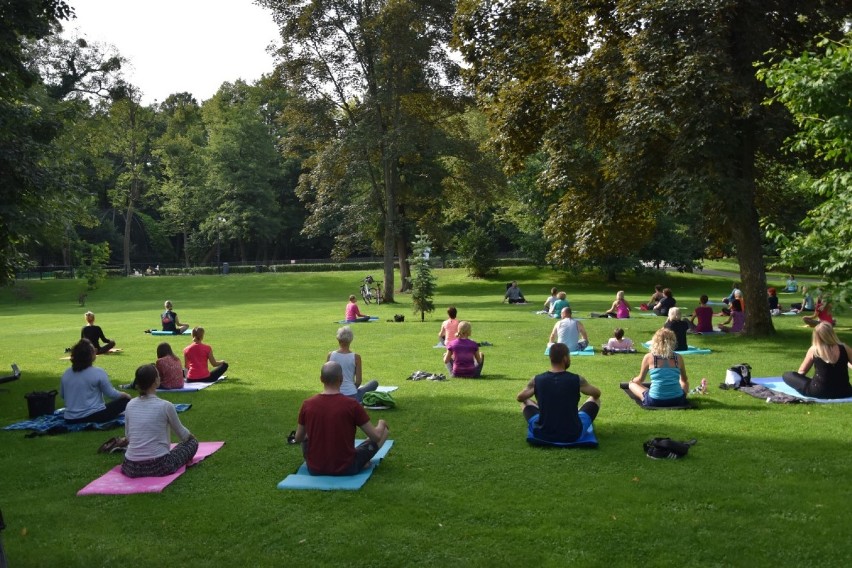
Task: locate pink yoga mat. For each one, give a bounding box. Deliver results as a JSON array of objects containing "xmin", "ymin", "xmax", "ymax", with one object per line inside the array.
[{"xmin": 77, "ymin": 441, "xmax": 225, "ymax": 495}]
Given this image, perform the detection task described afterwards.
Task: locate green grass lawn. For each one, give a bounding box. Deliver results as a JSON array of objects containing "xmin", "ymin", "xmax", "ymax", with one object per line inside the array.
[{"xmin": 0, "ymin": 268, "xmax": 848, "ymax": 567}]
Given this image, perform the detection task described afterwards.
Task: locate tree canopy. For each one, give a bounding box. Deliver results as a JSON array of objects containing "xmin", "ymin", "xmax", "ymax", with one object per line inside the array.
[
  {"xmin": 0, "ymin": 0, "xmax": 75, "ymax": 284},
  {"xmin": 759, "ymin": 31, "xmax": 852, "ymax": 305},
  {"xmin": 453, "ymin": 0, "xmax": 852, "ymax": 335},
  {"xmin": 259, "ymin": 0, "xmax": 469, "ymax": 301}
]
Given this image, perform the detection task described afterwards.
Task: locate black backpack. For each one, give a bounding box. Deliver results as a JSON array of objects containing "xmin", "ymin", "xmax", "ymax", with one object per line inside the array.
[{"xmin": 730, "ymin": 363, "xmax": 752, "ymax": 387}]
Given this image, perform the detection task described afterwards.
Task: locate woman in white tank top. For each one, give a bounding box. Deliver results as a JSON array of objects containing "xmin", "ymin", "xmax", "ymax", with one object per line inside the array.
[{"xmin": 328, "ymin": 326, "xmax": 378, "ymax": 402}]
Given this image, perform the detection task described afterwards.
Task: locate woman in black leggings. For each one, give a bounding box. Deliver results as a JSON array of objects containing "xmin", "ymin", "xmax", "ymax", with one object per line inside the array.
[{"xmin": 783, "ymin": 323, "xmax": 852, "ymax": 399}]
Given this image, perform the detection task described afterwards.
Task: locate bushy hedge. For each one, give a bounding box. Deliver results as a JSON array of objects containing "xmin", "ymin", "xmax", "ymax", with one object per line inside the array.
[
  {"xmin": 443, "ymin": 257, "xmax": 535, "ymax": 269},
  {"xmin": 267, "ymin": 262, "xmax": 386, "ymax": 273},
  {"xmin": 18, "ymin": 258, "xmax": 536, "ymax": 282}
]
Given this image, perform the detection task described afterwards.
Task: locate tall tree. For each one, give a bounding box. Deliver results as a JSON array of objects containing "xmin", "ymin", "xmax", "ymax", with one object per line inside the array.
[
  {"xmin": 0, "ymin": 0, "xmax": 76, "ymax": 283},
  {"xmin": 202, "ymin": 80, "xmax": 283, "ymax": 262},
  {"xmin": 759, "ymin": 31, "xmax": 852, "ymax": 304},
  {"xmin": 24, "ymin": 33, "xmax": 127, "ymax": 100},
  {"xmin": 408, "ymin": 232, "xmax": 436, "ymax": 321},
  {"xmin": 454, "ymin": 0, "xmax": 852, "ymax": 335},
  {"xmin": 95, "ymin": 87, "xmax": 159, "ymax": 275},
  {"xmin": 154, "ymin": 92, "xmax": 208, "ymax": 266},
  {"xmin": 259, "ymin": 0, "xmax": 461, "ymax": 302}
]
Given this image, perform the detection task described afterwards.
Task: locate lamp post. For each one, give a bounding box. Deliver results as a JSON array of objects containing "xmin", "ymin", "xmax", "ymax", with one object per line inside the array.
[{"xmin": 216, "ymin": 216, "xmax": 226, "ymax": 274}]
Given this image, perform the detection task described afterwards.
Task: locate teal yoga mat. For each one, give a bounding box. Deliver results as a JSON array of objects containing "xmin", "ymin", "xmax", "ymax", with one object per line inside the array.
[
  {"xmin": 641, "ymin": 341, "xmax": 711, "ymax": 355},
  {"xmin": 336, "ymin": 316, "xmax": 380, "ymax": 324},
  {"xmin": 545, "ymin": 344, "xmax": 594, "ymax": 356},
  {"xmin": 150, "ymin": 329, "xmax": 191, "ymax": 336},
  {"xmin": 277, "ymin": 440, "xmax": 394, "ymax": 491}
]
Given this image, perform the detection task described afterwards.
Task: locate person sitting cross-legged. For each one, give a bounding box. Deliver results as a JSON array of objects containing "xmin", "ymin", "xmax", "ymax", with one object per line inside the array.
[
  {"xmin": 628, "ymin": 328, "xmax": 689, "ymax": 408},
  {"xmin": 161, "ymin": 300, "xmax": 189, "ymax": 335},
  {"xmin": 121, "ymin": 364, "xmax": 198, "ymax": 478},
  {"xmin": 689, "ymin": 295, "xmax": 714, "ymax": 333},
  {"xmin": 504, "ymin": 281, "xmax": 526, "ymax": 304},
  {"xmin": 782, "ymin": 323, "xmax": 852, "ymax": 399},
  {"xmin": 438, "ymin": 306, "xmax": 460, "ymax": 347},
  {"xmin": 517, "ymin": 342, "xmax": 601, "ymax": 446},
  {"xmin": 549, "ymin": 307, "xmax": 589, "ymax": 352},
  {"xmin": 328, "ymin": 326, "xmax": 378, "ymax": 403},
  {"xmin": 80, "ymin": 311, "xmax": 116, "ymax": 355},
  {"xmin": 344, "ymin": 295, "xmax": 371, "ymax": 322},
  {"xmin": 61, "ymin": 339, "xmax": 131, "ymax": 424},
  {"xmin": 548, "ymin": 291, "xmax": 570, "ymax": 317},
  {"xmin": 292, "ymin": 361, "xmax": 390, "ymax": 476},
  {"xmin": 444, "ymin": 321, "xmax": 484, "ymax": 378}
]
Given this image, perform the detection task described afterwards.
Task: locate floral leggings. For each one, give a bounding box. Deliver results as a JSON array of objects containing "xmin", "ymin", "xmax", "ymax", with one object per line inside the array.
[{"xmin": 121, "ymin": 437, "xmax": 199, "ymax": 478}]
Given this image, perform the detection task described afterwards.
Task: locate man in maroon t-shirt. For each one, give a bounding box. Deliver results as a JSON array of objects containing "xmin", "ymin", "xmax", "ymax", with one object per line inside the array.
[{"xmin": 293, "ymin": 361, "xmax": 389, "ymax": 475}]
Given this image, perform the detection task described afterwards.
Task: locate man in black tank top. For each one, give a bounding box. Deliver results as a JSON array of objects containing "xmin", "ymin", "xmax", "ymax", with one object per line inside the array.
[{"xmin": 517, "ymin": 343, "xmax": 602, "ymax": 445}]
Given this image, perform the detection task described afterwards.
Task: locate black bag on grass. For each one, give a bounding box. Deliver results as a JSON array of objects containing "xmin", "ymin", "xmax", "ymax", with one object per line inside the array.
[
  {"xmin": 644, "ymin": 438, "xmax": 697, "ymax": 460},
  {"xmin": 25, "ymin": 390, "xmax": 57, "ymax": 418},
  {"xmin": 728, "ymin": 363, "xmax": 752, "ymax": 387}
]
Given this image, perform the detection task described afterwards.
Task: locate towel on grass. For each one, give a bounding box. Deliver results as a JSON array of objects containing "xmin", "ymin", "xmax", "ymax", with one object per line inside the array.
[
  {"xmin": 77, "ymin": 441, "xmax": 224, "ymax": 495},
  {"xmin": 545, "ymin": 344, "xmax": 595, "ymax": 356},
  {"xmin": 277, "ymin": 440, "xmax": 394, "ymax": 491},
  {"xmin": 750, "ymin": 377, "xmax": 852, "ymax": 404},
  {"xmin": 619, "ymin": 382, "xmax": 693, "ymax": 410},
  {"xmin": 157, "ymin": 378, "xmax": 225, "ymax": 393},
  {"xmin": 641, "ymin": 341, "xmax": 711, "ymax": 355},
  {"xmin": 4, "ymin": 404, "xmax": 192, "ymax": 434}
]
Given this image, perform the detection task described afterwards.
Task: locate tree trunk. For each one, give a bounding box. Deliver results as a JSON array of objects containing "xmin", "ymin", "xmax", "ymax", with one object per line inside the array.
[
  {"xmin": 182, "ymin": 231, "xmax": 190, "ymax": 267},
  {"xmin": 123, "ymin": 201, "xmax": 133, "ymax": 276},
  {"xmin": 730, "ymin": 126, "xmax": 774, "ymax": 337},
  {"xmin": 397, "ymin": 235, "xmax": 411, "ymax": 292},
  {"xmin": 727, "ymin": 14, "xmax": 774, "ymax": 337},
  {"xmin": 382, "ymin": 157, "xmax": 398, "ymax": 303}
]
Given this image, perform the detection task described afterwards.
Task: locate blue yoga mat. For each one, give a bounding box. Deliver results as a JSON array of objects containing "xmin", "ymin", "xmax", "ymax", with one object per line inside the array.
[
  {"xmin": 526, "ymin": 415, "xmax": 598, "ymax": 448},
  {"xmin": 641, "ymin": 342, "xmax": 711, "ymax": 355},
  {"xmin": 150, "ymin": 329, "xmax": 191, "ymax": 336},
  {"xmin": 278, "ymin": 439, "xmax": 394, "ymax": 490},
  {"xmin": 545, "ymin": 344, "xmax": 594, "ymax": 356},
  {"xmin": 4, "ymin": 403, "xmax": 192, "ymax": 433},
  {"xmin": 752, "ymin": 377, "xmax": 852, "ymax": 404},
  {"xmin": 336, "ymin": 317, "xmax": 379, "ymax": 324}
]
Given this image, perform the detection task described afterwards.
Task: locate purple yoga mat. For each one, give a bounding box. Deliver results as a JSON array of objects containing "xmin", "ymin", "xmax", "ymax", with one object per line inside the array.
[{"xmin": 77, "ymin": 441, "xmax": 225, "ymax": 495}]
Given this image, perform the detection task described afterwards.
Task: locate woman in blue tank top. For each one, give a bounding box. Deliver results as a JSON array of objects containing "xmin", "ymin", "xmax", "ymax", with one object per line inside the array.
[{"xmin": 628, "ymin": 328, "xmax": 689, "ymax": 407}]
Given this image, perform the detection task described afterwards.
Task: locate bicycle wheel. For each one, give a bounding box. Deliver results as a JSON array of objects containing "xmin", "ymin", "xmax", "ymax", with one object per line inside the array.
[
  {"xmin": 373, "ymin": 285, "xmax": 383, "ymax": 304},
  {"xmin": 361, "ymin": 285, "xmax": 372, "ymax": 304}
]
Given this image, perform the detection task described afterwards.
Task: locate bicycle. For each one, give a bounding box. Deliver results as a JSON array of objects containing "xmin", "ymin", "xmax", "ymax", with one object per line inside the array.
[{"xmin": 359, "ymin": 275, "xmax": 383, "ymax": 305}]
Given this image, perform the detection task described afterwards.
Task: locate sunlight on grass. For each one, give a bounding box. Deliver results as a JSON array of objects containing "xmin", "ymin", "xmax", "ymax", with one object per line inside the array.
[{"xmin": 0, "ymin": 268, "xmax": 848, "ymax": 566}]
